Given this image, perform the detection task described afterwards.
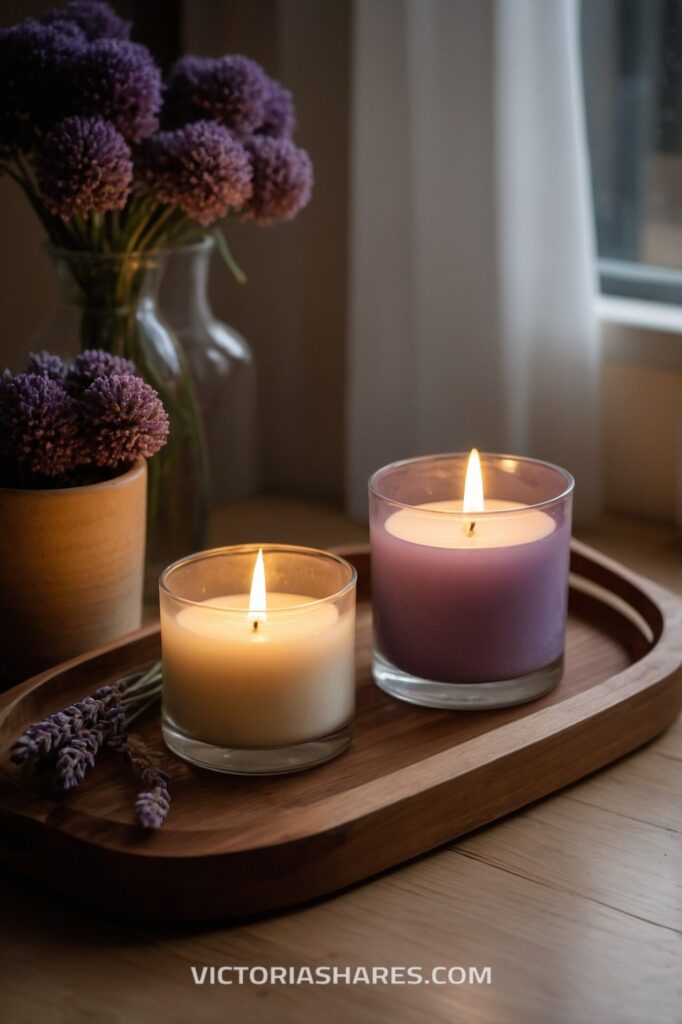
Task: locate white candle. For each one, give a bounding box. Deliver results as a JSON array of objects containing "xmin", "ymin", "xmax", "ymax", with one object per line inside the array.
[
  {"xmin": 385, "ymin": 499, "xmax": 555, "ymax": 548},
  {"xmin": 161, "ymin": 558, "xmax": 355, "ymax": 749}
]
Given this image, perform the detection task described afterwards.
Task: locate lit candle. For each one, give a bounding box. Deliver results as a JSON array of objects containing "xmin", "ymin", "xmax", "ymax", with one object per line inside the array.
[
  {"xmin": 369, "ymin": 451, "xmax": 573, "ymax": 705},
  {"xmin": 160, "ymin": 545, "xmax": 357, "ymax": 772},
  {"xmin": 386, "ymin": 450, "xmax": 556, "ymax": 549}
]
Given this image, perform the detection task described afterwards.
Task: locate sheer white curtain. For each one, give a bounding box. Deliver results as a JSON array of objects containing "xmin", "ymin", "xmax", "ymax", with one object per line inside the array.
[{"xmin": 346, "ymin": 0, "xmax": 601, "ymax": 522}]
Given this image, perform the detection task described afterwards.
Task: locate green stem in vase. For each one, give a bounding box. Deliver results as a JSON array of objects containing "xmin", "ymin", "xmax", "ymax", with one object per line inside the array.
[
  {"xmin": 133, "ymin": 205, "xmax": 180, "ymax": 252},
  {"xmin": 212, "ymin": 228, "xmax": 247, "ymax": 285}
]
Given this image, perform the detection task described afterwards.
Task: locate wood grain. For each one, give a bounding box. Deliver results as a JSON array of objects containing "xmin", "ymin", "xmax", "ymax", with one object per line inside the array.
[{"xmin": 0, "ymin": 539, "xmax": 680, "ymax": 923}]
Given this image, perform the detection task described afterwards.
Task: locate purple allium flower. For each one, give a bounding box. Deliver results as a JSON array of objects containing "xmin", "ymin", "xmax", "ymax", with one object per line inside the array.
[
  {"xmin": 244, "ymin": 136, "xmax": 313, "ymax": 225},
  {"xmin": 81, "ymin": 373, "xmax": 169, "ymax": 467},
  {"xmin": 36, "ymin": 116, "xmax": 133, "ymax": 219},
  {"xmin": 260, "ymin": 77, "xmax": 296, "ymax": 138},
  {"xmin": 0, "ymin": 18, "xmax": 85, "ymax": 155},
  {"xmin": 66, "ymin": 39, "xmax": 163, "ymax": 142},
  {"xmin": 66, "ymin": 348, "xmax": 136, "ymax": 390},
  {"xmin": 40, "ymin": 0, "xmax": 132, "ymax": 41},
  {"xmin": 138, "ymin": 120, "xmax": 253, "ymax": 225},
  {"xmin": 26, "ymin": 351, "xmax": 66, "ymax": 381},
  {"xmin": 164, "ymin": 54, "xmax": 270, "ymax": 136},
  {"xmin": 135, "ymin": 783, "xmax": 171, "ymax": 829},
  {"xmin": 0, "ymin": 372, "xmax": 81, "ymax": 476}
]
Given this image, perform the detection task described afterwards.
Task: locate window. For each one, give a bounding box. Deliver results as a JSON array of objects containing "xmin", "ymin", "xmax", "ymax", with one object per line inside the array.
[{"xmin": 581, "ymin": 0, "xmax": 682, "ymax": 304}]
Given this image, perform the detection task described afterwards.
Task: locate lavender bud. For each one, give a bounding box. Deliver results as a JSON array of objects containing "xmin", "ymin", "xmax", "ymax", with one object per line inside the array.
[
  {"xmin": 54, "ymin": 726, "xmax": 104, "ymax": 789},
  {"xmin": 135, "ymin": 784, "xmax": 171, "ymax": 829}
]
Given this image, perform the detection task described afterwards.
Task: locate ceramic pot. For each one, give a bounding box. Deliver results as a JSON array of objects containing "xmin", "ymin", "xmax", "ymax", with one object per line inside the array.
[{"xmin": 0, "ymin": 459, "xmax": 147, "ymax": 683}]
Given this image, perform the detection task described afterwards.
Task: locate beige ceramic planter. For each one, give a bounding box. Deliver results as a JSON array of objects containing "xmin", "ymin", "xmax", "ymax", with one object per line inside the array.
[{"xmin": 0, "ymin": 459, "xmax": 147, "ymax": 683}]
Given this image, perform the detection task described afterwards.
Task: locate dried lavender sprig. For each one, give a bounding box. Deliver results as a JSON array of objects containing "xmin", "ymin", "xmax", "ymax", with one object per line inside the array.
[
  {"xmin": 49, "ymin": 687, "xmax": 125, "ymax": 790},
  {"xmin": 11, "ymin": 670, "xmax": 158, "ymax": 767},
  {"xmin": 111, "ymin": 728, "xmax": 171, "ymax": 829},
  {"xmin": 54, "ymin": 726, "xmax": 104, "ymax": 789},
  {"xmin": 10, "ymin": 684, "xmax": 121, "ymax": 765},
  {"xmin": 52, "ymin": 689, "xmax": 129, "ymax": 790},
  {"xmin": 12, "ymin": 665, "xmax": 168, "ymax": 827}
]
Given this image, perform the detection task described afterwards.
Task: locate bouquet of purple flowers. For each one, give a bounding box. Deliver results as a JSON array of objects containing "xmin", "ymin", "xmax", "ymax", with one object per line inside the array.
[
  {"xmin": 0, "ymin": 348, "xmax": 168, "ymax": 487},
  {"xmin": 0, "ymin": 0, "xmax": 315, "ymax": 566},
  {"xmin": 0, "ymin": 0, "xmax": 314, "ymax": 264}
]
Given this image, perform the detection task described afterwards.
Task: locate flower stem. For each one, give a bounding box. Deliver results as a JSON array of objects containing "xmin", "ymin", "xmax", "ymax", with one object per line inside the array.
[
  {"xmin": 212, "ymin": 228, "xmax": 247, "ymax": 284},
  {"xmin": 124, "ymin": 660, "xmax": 162, "ymax": 694},
  {"xmin": 126, "ymin": 693, "xmax": 161, "ymax": 727},
  {"xmin": 133, "ymin": 205, "xmax": 178, "ymax": 252}
]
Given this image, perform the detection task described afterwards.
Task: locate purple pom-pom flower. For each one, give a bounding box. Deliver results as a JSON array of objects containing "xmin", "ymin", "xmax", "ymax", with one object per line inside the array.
[
  {"xmin": 0, "ymin": 18, "xmax": 85, "ymax": 155},
  {"xmin": 1, "ymin": 350, "xmax": 169, "ymax": 482},
  {"xmin": 164, "ymin": 54, "xmax": 270, "ymax": 136},
  {"xmin": 244, "ymin": 136, "xmax": 313, "ymax": 225},
  {"xmin": 36, "ymin": 115, "xmax": 133, "ymax": 219},
  {"xmin": 26, "ymin": 351, "xmax": 66, "ymax": 380},
  {"xmin": 260, "ymin": 77, "xmax": 296, "ymax": 138},
  {"xmin": 0, "ymin": 372, "xmax": 81, "ymax": 477},
  {"xmin": 81, "ymin": 373, "xmax": 169, "ymax": 467},
  {"xmin": 40, "ymin": 0, "xmax": 132, "ymax": 41},
  {"xmin": 66, "ymin": 349, "xmax": 136, "ymax": 390},
  {"xmin": 66, "ymin": 38, "xmax": 162, "ymax": 142},
  {"xmin": 138, "ymin": 120, "xmax": 253, "ymax": 226}
]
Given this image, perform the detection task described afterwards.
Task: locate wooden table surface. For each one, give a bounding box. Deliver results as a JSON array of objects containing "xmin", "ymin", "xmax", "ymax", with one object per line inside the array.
[{"xmin": 3, "ymin": 499, "xmax": 681, "ymax": 1024}]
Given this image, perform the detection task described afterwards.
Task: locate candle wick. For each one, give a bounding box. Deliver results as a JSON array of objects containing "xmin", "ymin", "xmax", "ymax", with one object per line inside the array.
[
  {"xmin": 252, "ymin": 620, "xmax": 259, "ymax": 633},
  {"xmin": 467, "ymin": 521, "xmax": 476, "ymax": 537}
]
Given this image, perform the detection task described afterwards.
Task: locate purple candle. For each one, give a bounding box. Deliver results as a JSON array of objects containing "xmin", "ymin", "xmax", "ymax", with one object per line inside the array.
[{"xmin": 369, "ymin": 452, "xmax": 574, "ymax": 709}]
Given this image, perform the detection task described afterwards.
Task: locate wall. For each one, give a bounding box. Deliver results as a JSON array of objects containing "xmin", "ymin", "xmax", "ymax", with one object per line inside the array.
[
  {"xmin": 182, "ymin": 0, "xmax": 350, "ymax": 501},
  {"xmin": 602, "ymin": 313, "xmax": 682, "ymax": 523}
]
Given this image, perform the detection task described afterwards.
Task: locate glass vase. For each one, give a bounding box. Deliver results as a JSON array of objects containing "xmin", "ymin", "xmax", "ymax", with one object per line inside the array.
[
  {"xmin": 29, "ymin": 247, "xmax": 210, "ymax": 596},
  {"xmin": 158, "ymin": 238, "xmax": 259, "ymax": 506}
]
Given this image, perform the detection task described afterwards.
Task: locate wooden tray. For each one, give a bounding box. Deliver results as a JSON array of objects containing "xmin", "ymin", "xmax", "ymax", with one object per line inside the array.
[{"xmin": 0, "ymin": 540, "xmax": 681, "ymax": 922}]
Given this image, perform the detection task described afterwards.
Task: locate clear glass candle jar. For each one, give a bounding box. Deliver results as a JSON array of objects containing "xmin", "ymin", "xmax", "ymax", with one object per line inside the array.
[
  {"xmin": 160, "ymin": 544, "xmax": 357, "ymax": 774},
  {"xmin": 369, "ymin": 453, "xmax": 574, "ymax": 709}
]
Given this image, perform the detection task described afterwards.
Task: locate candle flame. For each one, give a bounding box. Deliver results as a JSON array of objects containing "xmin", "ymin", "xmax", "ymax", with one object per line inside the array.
[
  {"xmin": 248, "ymin": 548, "xmax": 267, "ymax": 626},
  {"xmin": 463, "ymin": 448, "xmax": 485, "ymax": 514}
]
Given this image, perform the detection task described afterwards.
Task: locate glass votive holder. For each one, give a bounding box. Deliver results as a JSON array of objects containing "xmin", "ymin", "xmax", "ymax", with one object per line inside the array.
[
  {"xmin": 369, "ymin": 453, "xmax": 574, "ymax": 709},
  {"xmin": 160, "ymin": 544, "xmax": 357, "ymax": 774}
]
